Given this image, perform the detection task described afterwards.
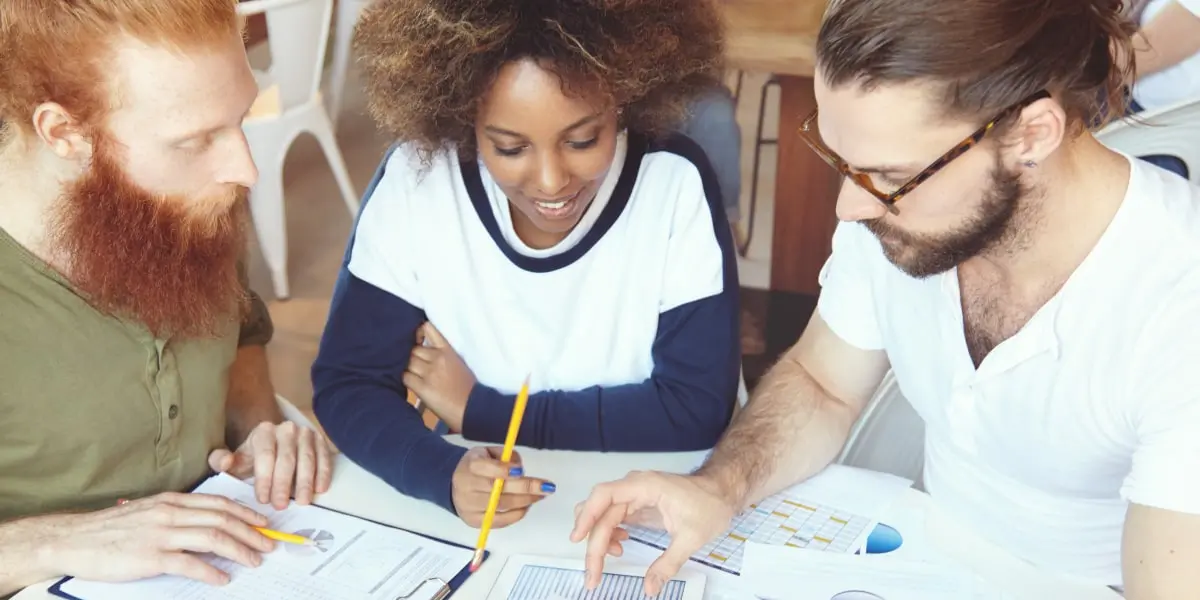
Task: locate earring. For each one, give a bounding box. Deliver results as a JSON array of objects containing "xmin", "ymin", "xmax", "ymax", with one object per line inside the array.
[{"xmin": 1023, "ymin": 160, "xmax": 1037, "ymax": 168}]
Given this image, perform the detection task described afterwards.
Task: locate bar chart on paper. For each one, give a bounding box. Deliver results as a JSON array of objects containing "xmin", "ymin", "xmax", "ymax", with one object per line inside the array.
[
  {"xmin": 625, "ymin": 491, "xmax": 874, "ymax": 576},
  {"xmin": 504, "ymin": 566, "xmax": 687, "ymax": 600}
]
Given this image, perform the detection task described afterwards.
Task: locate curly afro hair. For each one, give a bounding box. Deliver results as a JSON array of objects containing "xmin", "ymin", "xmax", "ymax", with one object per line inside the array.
[{"xmin": 354, "ymin": 0, "xmax": 725, "ymax": 160}]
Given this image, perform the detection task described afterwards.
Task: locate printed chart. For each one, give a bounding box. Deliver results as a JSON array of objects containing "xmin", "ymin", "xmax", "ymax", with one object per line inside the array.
[
  {"xmin": 626, "ymin": 491, "xmax": 873, "ymax": 576},
  {"xmin": 286, "ymin": 529, "xmax": 335, "ymax": 557},
  {"xmin": 505, "ymin": 565, "xmax": 686, "ymax": 600}
]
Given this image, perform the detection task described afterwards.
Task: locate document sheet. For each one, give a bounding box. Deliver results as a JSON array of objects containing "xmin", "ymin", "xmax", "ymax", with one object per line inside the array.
[
  {"xmin": 55, "ymin": 474, "xmax": 474, "ymax": 600},
  {"xmin": 485, "ymin": 556, "xmax": 705, "ymax": 600},
  {"xmin": 742, "ymin": 543, "xmax": 1010, "ymax": 600},
  {"xmin": 625, "ymin": 465, "xmax": 912, "ymax": 575}
]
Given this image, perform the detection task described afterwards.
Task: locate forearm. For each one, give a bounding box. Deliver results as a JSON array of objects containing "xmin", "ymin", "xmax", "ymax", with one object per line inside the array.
[
  {"xmin": 461, "ymin": 293, "xmax": 740, "ymax": 451},
  {"xmin": 224, "ymin": 345, "xmax": 282, "ymax": 448},
  {"xmin": 311, "ymin": 272, "xmax": 465, "ymax": 508},
  {"xmin": 0, "ymin": 516, "xmax": 62, "ymax": 596},
  {"xmin": 313, "ymin": 379, "xmax": 464, "ymax": 512},
  {"xmin": 1133, "ymin": 2, "xmax": 1200, "ymax": 79},
  {"xmin": 695, "ymin": 356, "xmax": 859, "ymax": 511},
  {"xmin": 463, "ymin": 378, "xmax": 734, "ymax": 452}
]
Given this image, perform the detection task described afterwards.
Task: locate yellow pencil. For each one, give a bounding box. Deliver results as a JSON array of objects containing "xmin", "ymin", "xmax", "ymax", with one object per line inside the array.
[
  {"xmin": 256, "ymin": 527, "xmax": 317, "ymax": 546},
  {"xmin": 469, "ymin": 375, "xmax": 531, "ymax": 572}
]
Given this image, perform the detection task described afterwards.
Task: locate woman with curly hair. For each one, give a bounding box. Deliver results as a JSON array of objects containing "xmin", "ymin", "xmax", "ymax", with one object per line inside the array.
[{"xmin": 312, "ymin": 0, "xmax": 740, "ymax": 527}]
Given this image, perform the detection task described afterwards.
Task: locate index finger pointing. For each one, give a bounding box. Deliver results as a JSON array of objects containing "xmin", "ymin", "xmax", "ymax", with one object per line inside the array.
[
  {"xmin": 570, "ymin": 481, "xmax": 622, "ymax": 542},
  {"xmin": 584, "ymin": 503, "xmax": 628, "ymax": 590}
]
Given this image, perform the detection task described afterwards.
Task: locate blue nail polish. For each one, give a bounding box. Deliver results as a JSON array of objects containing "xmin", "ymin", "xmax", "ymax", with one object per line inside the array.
[
  {"xmin": 509, "ymin": 466, "xmax": 524, "ymax": 477},
  {"xmin": 541, "ymin": 482, "xmax": 557, "ymax": 494}
]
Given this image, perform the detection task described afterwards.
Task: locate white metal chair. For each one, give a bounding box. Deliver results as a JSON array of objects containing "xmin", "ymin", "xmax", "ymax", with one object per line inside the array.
[
  {"xmin": 836, "ymin": 370, "xmax": 926, "ymax": 490},
  {"xmin": 327, "ymin": 0, "xmax": 371, "ymax": 126},
  {"xmin": 238, "ymin": 0, "xmax": 360, "ymax": 299},
  {"xmin": 1096, "ymin": 96, "xmax": 1200, "ymax": 187}
]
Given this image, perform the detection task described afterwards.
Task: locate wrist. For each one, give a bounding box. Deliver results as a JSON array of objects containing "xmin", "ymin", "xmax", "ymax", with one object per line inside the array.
[
  {"xmin": 448, "ymin": 389, "xmax": 469, "ymax": 433},
  {"xmin": 691, "ymin": 470, "xmax": 746, "ymax": 515},
  {"xmin": 0, "ymin": 515, "xmax": 70, "ymax": 592},
  {"xmin": 460, "ymin": 384, "xmax": 506, "ymax": 441}
]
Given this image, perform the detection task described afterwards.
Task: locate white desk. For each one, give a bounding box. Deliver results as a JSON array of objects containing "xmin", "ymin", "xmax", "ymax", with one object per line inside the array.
[{"xmin": 16, "ymin": 439, "xmax": 1121, "ymax": 599}]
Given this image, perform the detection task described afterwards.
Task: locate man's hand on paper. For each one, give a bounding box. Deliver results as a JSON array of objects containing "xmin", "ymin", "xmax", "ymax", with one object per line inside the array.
[
  {"xmin": 403, "ymin": 321, "xmax": 475, "ymax": 432},
  {"xmin": 208, "ymin": 419, "xmax": 335, "ymax": 510},
  {"xmin": 452, "ymin": 447, "xmax": 556, "ymax": 528},
  {"xmin": 570, "ymin": 471, "xmax": 737, "ymax": 597},
  {"xmin": 36, "ymin": 492, "xmax": 274, "ymax": 586}
]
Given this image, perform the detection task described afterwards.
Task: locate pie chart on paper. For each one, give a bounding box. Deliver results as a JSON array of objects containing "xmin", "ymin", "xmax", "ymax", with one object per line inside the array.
[{"xmin": 286, "ymin": 528, "xmax": 335, "ymax": 556}]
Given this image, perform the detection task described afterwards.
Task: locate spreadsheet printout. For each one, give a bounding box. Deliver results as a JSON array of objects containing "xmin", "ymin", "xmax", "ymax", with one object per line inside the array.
[
  {"xmin": 486, "ymin": 556, "xmax": 705, "ymax": 600},
  {"xmin": 504, "ymin": 566, "xmax": 686, "ymax": 600},
  {"xmin": 625, "ymin": 465, "xmax": 911, "ymax": 575}
]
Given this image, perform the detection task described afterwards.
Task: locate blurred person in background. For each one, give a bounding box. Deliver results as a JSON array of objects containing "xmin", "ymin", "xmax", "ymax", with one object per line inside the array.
[{"xmin": 1124, "ymin": 0, "xmax": 1200, "ymax": 178}]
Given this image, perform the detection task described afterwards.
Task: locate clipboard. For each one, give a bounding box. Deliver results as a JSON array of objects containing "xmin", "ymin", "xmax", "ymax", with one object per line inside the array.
[{"xmin": 47, "ymin": 474, "xmax": 488, "ymax": 600}]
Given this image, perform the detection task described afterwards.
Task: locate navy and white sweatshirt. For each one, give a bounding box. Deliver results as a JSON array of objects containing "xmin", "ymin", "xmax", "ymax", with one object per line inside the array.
[{"xmin": 312, "ymin": 132, "xmax": 740, "ymax": 513}]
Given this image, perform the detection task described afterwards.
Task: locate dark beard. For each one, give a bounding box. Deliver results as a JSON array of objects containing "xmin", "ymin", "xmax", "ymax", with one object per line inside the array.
[
  {"xmin": 863, "ymin": 157, "xmax": 1028, "ymax": 278},
  {"xmin": 49, "ymin": 137, "xmax": 249, "ymax": 339}
]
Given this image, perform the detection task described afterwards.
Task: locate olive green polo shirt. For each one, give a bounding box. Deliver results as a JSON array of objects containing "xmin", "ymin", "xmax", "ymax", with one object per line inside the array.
[{"xmin": 0, "ymin": 226, "xmax": 274, "ymax": 522}]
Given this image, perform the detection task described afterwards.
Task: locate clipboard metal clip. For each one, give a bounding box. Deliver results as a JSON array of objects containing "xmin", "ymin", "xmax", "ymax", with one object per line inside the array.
[{"xmin": 395, "ymin": 577, "xmax": 450, "ymax": 600}]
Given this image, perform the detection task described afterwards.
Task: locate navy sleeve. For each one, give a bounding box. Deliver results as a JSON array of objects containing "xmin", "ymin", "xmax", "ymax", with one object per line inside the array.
[
  {"xmin": 462, "ymin": 293, "xmax": 739, "ymax": 451},
  {"xmin": 311, "ymin": 273, "xmax": 465, "ymax": 513},
  {"xmin": 462, "ymin": 135, "xmax": 741, "ymax": 451},
  {"xmin": 310, "ymin": 148, "xmax": 465, "ymax": 514}
]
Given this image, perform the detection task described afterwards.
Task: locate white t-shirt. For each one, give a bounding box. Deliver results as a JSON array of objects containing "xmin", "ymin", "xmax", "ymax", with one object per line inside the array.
[
  {"xmin": 347, "ymin": 133, "xmax": 731, "ymax": 396},
  {"xmin": 817, "ymin": 156, "xmax": 1200, "ymax": 585},
  {"xmin": 1132, "ymin": 0, "xmax": 1200, "ymax": 111}
]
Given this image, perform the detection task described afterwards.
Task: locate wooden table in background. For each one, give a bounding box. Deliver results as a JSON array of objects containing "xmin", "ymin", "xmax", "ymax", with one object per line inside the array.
[{"xmin": 721, "ymin": 0, "xmax": 840, "ymax": 298}]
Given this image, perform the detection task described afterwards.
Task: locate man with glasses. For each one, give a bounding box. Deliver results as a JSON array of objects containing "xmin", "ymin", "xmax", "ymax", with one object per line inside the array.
[{"xmin": 570, "ymin": 0, "xmax": 1200, "ymax": 598}]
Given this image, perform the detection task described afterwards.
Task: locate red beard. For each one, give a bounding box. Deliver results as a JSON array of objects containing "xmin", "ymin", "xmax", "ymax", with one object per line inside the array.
[{"xmin": 49, "ymin": 139, "xmax": 250, "ymax": 339}]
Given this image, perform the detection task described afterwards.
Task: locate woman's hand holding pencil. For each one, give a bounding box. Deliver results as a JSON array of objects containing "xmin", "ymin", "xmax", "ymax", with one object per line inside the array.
[
  {"xmin": 451, "ymin": 446, "xmax": 556, "ymax": 528},
  {"xmin": 468, "ymin": 375, "xmax": 534, "ymax": 573}
]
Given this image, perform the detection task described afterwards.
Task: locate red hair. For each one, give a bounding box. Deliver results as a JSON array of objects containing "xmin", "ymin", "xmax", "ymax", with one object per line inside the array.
[{"xmin": 0, "ymin": 0, "xmax": 241, "ymax": 136}]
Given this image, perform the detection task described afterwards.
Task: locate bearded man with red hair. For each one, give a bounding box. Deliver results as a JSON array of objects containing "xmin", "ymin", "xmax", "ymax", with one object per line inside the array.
[{"xmin": 0, "ymin": 1, "xmax": 333, "ymax": 594}]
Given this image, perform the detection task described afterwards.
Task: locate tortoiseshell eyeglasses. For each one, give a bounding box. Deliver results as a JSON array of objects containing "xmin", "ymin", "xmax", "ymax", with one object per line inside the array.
[{"xmin": 798, "ymin": 89, "xmax": 1051, "ymax": 213}]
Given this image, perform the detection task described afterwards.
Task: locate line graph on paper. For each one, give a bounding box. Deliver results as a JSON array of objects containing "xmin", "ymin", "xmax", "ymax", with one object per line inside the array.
[{"xmin": 624, "ymin": 491, "xmax": 874, "ymax": 576}]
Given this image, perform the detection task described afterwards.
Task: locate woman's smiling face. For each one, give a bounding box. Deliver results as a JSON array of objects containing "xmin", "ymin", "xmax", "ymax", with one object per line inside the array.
[{"xmin": 475, "ymin": 58, "xmax": 620, "ymax": 250}]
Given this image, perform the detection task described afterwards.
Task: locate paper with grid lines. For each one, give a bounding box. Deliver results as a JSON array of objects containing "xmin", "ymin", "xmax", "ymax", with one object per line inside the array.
[
  {"xmin": 504, "ymin": 565, "xmax": 686, "ymax": 600},
  {"xmin": 625, "ymin": 465, "xmax": 911, "ymax": 576}
]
